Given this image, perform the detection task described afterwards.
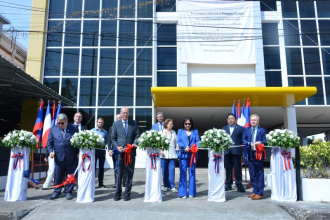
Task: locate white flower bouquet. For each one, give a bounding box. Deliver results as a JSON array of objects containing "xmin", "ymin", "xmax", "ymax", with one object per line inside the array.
[
  {"xmin": 70, "ymin": 130, "xmax": 105, "ymax": 150},
  {"xmin": 266, "ymin": 129, "xmax": 300, "ymax": 149},
  {"xmin": 138, "ymin": 130, "xmax": 170, "ymax": 151},
  {"xmin": 200, "ymin": 128, "xmax": 233, "ymax": 153},
  {"xmin": 2, "ymin": 130, "xmax": 38, "ymax": 149}
]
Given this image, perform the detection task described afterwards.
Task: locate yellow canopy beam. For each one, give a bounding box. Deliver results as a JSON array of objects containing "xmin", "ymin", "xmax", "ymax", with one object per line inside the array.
[{"xmin": 151, "ymin": 87, "xmax": 317, "ymax": 107}]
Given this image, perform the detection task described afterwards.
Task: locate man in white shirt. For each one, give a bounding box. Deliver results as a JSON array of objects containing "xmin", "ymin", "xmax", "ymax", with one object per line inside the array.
[{"xmin": 73, "ymin": 112, "xmax": 88, "ymax": 131}]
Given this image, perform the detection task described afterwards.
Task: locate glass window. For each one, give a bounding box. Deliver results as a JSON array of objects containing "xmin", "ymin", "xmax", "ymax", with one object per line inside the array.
[
  {"xmin": 99, "ymin": 49, "xmax": 116, "ymax": 76},
  {"xmin": 322, "ymin": 49, "xmax": 330, "ymax": 75},
  {"xmin": 119, "ymin": 20, "xmax": 135, "ymax": 46},
  {"xmin": 288, "ymin": 77, "xmax": 305, "ymax": 105},
  {"xmin": 260, "ymin": 1, "xmax": 277, "ymax": 11},
  {"xmin": 61, "ymin": 78, "xmax": 78, "ymax": 104},
  {"xmin": 286, "ymin": 48, "xmax": 303, "ymax": 75},
  {"xmin": 119, "ymin": 0, "xmax": 135, "ymax": 18},
  {"xmin": 263, "ymin": 47, "xmax": 281, "ymax": 70},
  {"xmin": 47, "ymin": 20, "xmax": 63, "ymax": 47},
  {"xmin": 102, "ymin": 0, "xmax": 118, "ymax": 18},
  {"xmin": 299, "ymin": 1, "xmax": 315, "ymax": 18},
  {"xmin": 137, "ymin": 49, "xmax": 152, "ymax": 76},
  {"xmin": 324, "ymin": 77, "xmax": 330, "ymax": 105},
  {"xmin": 81, "ymin": 49, "xmax": 98, "ymax": 76},
  {"xmin": 300, "ymin": 20, "xmax": 318, "ymax": 46},
  {"xmin": 137, "ymin": 0, "xmax": 153, "ymax": 18},
  {"xmin": 265, "ymin": 71, "xmax": 282, "ymax": 87},
  {"xmin": 117, "ymin": 78, "xmax": 134, "ymax": 106},
  {"xmin": 262, "ymin": 23, "xmax": 279, "ymax": 45},
  {"xmin": 66, "ymin": 0, "xmax": 83, "ymax": 18},
  {"xmin": 44, "ymin": 49, "xmax": 61, "ymax": 76},
  {"xmin": 318, "ymin": 20, "xmax": 330, "ymax": 46},
  {"xmin": 98, "ymin": 78, "xmax": 115, "ymax": 106},
  {"xmin": 62, "ymin": 49, "xmax": 79, "ymax": 76},
  {"xmin": 80, "ymin": 78, "xmax": 97, "ymax": 106},
  {"xmin": 136, "ymin": 108, "xmax": 152, "ymax": 133},
  {"xmin": 304, "ymin": 48, "xmax": 321, "ymax": 75},
  {"xmin": 306, "ymin": 77, "xmax": 324, "ymax": 105},
  {"xmin": 157, "ymin": 72, "xmax": 177, "ymax": 87},
  {"xmin": 281, "ymin": 1, "xmax": 297, "ymax": 18},
  {"xmin": 156, "ymin": 0, "xmax": 176, "ymax": 12},
  {"xmin": 79, "ymin": 108, "xmax": 95, "ymax": 129},
  {"xmin": 283, "ymin": 20, "xmax": 300, "ymax": 46},
  {"xmin": 84, "ymin": 0, "xmax": 100, "ymax": 18},
  {"xmin": 44, "ymin": 78, "xmax": 60, "ymax": 93},
  {"xmin": 136, "ymin": 78, "xmax": 152, "ymax": 106},
  {"xmin": 101, "ymin": 20, "xmax": 117, "ymax": 46},
  {"xmin": 64, "ymin": 20, "xmax": 81, "ymax": 47},
  {"xmin": 118, "ymin": 49, "xmax": 134, "ymax": 76},
  {"xmin": 83, "ymin": 21, "xmax": 99, "ymax": 46},
  {"xmin": 157, "ymin": 47, "xmax": 177, "ymax": 70},
  {"xmin": 316, "ymin": 1, "xmax": 330, "ymax": 18},
  {"xmin": 157, "ymin": 24, "xmax": 177, "ymax": 46},
  {"xmin": 137, "ymin": 20, "xmax": 152, "ymax": 46},
  {"xmin": 49, "ymin": 0, "xmax": 65, "ymax": 19},
  {"xmin": 97, "ymin": 108, "xmax": 114, "ymax": 131}
]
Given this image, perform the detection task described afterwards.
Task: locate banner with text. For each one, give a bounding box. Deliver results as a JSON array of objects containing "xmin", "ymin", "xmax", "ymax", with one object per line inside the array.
[{"xmin": 178, "ymin": 1, "xmax": 255, "ymax": 64}]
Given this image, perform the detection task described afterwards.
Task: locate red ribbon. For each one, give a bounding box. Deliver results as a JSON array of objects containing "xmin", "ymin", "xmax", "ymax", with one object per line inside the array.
[
  {"xmin": 124, "ymin": 144, "xmax": 133, "ymax": 166},
  {"xmin": 149, "ymin": 153, "xmax": 159, "ymax": 170},
  {"xmin": 190, "ymin": 144, "xmax": 199, "ymax": 167},
  {"xmin": 12, "ymin": 153, "xmax": 24, "ymax": 170},
  {"xmin": 81, "ymin": 153, "xmax": 91, "ymax": 172},
  {"xmin": 53, "ymin": 174, "xmax": 76, "ymax": 188},
  {"xmin": 255, "ymin": 144, "xmax": 266, "ymax": 161},
  {"xmin": 281, "ymin": 150, "xmax": 291, "ymax": 170}
]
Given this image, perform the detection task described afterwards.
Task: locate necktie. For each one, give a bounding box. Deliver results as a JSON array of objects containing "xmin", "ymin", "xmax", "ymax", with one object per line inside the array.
[
  {"xmin": 124, "ymin": 121, "xmax": 128, "ymax": 135},
  {"xmin": 251, "ymin": 128, "xmax": 256, "ymax": 143},
  {"xmin": 62, "ymin": 129, "xmax": 66, "ymax": 139},
  {"xmin": 159, "ymin": 123, "xmax": 163, "ymax": 131}
]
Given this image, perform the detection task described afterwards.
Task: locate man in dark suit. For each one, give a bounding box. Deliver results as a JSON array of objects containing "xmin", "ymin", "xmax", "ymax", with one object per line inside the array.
[
  {"xmin": 223, "ymin": 113, "xmax": 245, "ymax": 192},
  {"xmin": 243, "ymin": 114, "xmax": 267, "ymax": 200},
  {"xmin": 73, "ymin": 112, "xmax": 88, "ymax": 131},
  {"xmin": 47, "ymin": 113, "xmax": 79, "ymax": 200},
  {"xmin": 111, "ymin": 107, "xmax": 140, "ymax": 201}
]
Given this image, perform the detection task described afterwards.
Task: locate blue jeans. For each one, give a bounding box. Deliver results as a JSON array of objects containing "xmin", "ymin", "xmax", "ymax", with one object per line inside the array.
[{"xmin": 161, "ymin": 159, "xmax": 176, "ymax": 189}]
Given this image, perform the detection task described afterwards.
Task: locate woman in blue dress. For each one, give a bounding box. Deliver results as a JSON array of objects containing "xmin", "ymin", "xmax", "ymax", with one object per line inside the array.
[{"xmin": 177, "ymin": 117, "xmax": 200, "ymax": 198}]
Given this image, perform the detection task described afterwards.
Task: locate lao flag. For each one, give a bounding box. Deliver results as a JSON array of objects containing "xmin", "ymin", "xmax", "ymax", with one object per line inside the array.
[
  {"xmin": 236, "ymin": 100, "xmax": 241, "ymax": 122},
  {"xmin": 231, "ymin": 100, "xmax": 236, "ymax": 115},
  {"xmin": 33, "ymin": 101, "xmax": 44, "ymax": 148},
  {"xmin": 42, "ymin": 101, "xmax": 52, "ymax": 148},
  {"xmin": 237, "ymin": 100, "xmax": 246, "ymax": 126},
  {"xmin": 244, "ymin": 99, "xmax": 251, "ymax": 127},
  {"xmin": 55, "ymin": 102, "xmax": 61, "ymax": 125},
  {"xmin": 51, "ymin": 101, "xmax": 56, "ymax": 127}
]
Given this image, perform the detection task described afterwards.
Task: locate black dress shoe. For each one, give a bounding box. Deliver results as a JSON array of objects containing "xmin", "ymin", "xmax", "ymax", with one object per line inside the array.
[
  {"xmin": 99, "ymin": 184, "xmax": 106, "ymax": 188},
  {"xmin": 114, "ymin": 197, "xmax": 121, "ymax": 201},
  {"xmin": 225, "ymin": 185, "xmax": 233, "ymax": 191},
  {"xmin": 66, "ymin": 193, "xmax": 73, "ymax": 200},
  {"xmin": 237, "ymin": 185, "xmax": 246, "ymax": 192},
  {"xmin": 124, "ymin": 197, "xmax": 131, "ymax": 201},
  {"xmin": 50, "ymin": 192, "xmax": 61, "ymax": 200},
  {"xmin": 112, "ymin": 185, "xmax": 116, "ymax": 188}
]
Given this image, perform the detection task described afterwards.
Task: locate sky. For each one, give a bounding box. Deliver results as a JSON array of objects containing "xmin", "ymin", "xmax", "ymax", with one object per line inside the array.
[{"xmin": 0, "ymin": 0, "xmax": 32, "ymax": 49}]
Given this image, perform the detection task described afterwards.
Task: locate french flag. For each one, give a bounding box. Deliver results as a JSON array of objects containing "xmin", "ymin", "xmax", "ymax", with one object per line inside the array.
[
  {"xmin": 244, "ymin": 99, "xmax": 251, "ymax": 127},
  {"xmin": 33, "ymin": 101, "xmax": 44, "ymax": 148},
  {"xmin": 42, "ymin": 101, "xmax": 52, "ymax": 148}
]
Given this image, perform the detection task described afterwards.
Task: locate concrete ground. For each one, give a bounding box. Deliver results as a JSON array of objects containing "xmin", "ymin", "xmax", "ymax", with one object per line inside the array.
[{"xmin": 0, "ymin": 168, "xmax": 329, "ymax": 220}]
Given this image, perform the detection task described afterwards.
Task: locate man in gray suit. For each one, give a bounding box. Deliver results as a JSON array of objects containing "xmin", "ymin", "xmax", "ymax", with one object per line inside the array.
[{"xmin": 111, "ymin": 107, "xmax": 140, "ymax": 201}]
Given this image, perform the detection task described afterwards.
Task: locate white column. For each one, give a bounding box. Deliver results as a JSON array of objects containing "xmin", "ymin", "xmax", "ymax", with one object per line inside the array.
[{"xmin": 283, "ymin": 105, "xmax": 297, "ymax": 134}]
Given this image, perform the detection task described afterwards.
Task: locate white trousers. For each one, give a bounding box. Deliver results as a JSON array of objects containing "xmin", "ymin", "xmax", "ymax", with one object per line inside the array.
[{"xmin": 43, "ymin": 156, "xmax": 55, "ymax": 188}]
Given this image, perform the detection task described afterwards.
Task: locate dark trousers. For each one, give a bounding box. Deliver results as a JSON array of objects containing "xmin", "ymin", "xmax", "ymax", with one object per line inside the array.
[
  {"xmin": 95, "ymin": 149, "xmax": 106, "ymax": 185},
  {"xmin": 112, "ymin": 154, "xmax": 118, "ymax": 185},
  {"xmin": 161, "ymin": 159, "xmax": 176, "ymax": 189},
  {"xmin": 115, "ymin": 155, "xmax": 135, "ymax": 199},
  {"xmin": 54, "ymin": 157, "xmax": 77, "ymax": 194},
  {"xmin": 248, "ymin": 151, "xmax": 265, "ymax": 196},
  {"xmin": 224, "ymin": 152, "xmax": 243, "ymax": 186}
]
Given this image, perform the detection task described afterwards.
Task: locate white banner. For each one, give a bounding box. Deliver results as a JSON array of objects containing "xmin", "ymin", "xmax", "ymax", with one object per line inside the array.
[{"xmin": 178, "ymin": 1, "xmax": 255, "ymax": 64}]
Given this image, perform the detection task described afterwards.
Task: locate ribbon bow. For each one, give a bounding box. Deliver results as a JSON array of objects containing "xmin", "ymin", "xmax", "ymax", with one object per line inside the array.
[
  {"xmin": 53, "ymin": 174, "xmax": 76, "ymax": 188},
  {"xmin": 241, "ymin": 143, "xmax": 252, "ymax": 165},
  {"xmin": 255, "ymin": 144, "xmax": 266, "ymax": 161},
  {"xmin": 81, "ymin": 153, "xmax": 91, "ymax": 172},
  {"xmin": 149, "ymin": 152, "xmax": 159, "ymax": 170},
  {"xmin": 190, "ymin": 144, "xmax": 199, "ymax": 167},
  {"xmin": 23, "ymin": 170, "xmax": 39, "ymax": 184},
  {"xmin": 12, "ymin": 153, "xmax": 24, "ymax": 170},
  {"xmin": 112, "ymin": 148, "xmax": 120, "ymax": 171},
  {"xmin": 281, "ymin": 150, "xmax": 292, "ymax": 170},
  {"xmin": 124, "ymin": 144, "xmax": 133, "ymax": 166},
  {"xmin": 213, "ymin": 154, "xmax": 222, "ymax": 174}
]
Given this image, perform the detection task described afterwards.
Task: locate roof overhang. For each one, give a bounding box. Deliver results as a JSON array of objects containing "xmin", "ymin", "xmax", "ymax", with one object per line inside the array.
[{"xmin": 151, "ymin": 87, "xmax": 317, "ymax": 107}]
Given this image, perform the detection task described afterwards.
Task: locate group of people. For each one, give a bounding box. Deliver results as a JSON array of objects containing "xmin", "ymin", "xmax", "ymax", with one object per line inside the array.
[{"xmin": 46, "ymin": 107, "xmax": 267, "ymax": 202}]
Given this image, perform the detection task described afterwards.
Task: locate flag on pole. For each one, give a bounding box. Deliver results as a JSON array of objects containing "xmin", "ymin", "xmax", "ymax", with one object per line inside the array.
[
  {"xmin": 236, "ymin": 100, "xmax": 241, "ymax": 122},
  {"xmin": 55, "ymin": 101, "xmax": 62, "ymax": 125},
  {"xmin": 33, "ymin": 101, "xmax": 44, "ymax": 148},
  {"xmin": 42, "ymin": 101, "xmax": 52, "ymax": 148},
  {"xmin": 244, "ymin": 98, "xmax": 251, "ymax": 127},
  {"xmin": 238, "ymin": 100, "xmax": 246, "ymax": 126},
  {"xmin": 51, "ymin": 101, "xmax": 56, "ymax": 127},
  {"xmin": 231, "ymin": 100, "xmax": 236, "ymax": 116}
]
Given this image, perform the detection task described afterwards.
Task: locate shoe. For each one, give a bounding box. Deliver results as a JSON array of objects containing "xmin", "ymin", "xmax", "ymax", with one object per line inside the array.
[
  {"xmin": 99, "ymin": 184, "xmax": 106, "ymax": 188},
  {"xmin": 42, "ymin": 187, "xmax": 48, "ymax": 190},
  {"xmin": 237, "ymin": 185, "xmax": 246, "ymax": 192},
  {"xmin": 189, "ymin": 195, "xmax": 194, "ymax": 198},
  {"xmin": 171, "ymin": 188, "xmax": 178, "ymax": 192},
  {"xmin": 163, "ymin": 187, "xmax": 168, "ymax": 192},
  {"xmin": 252, "ymin": 195, "xmax": 264, "ymax": 200},
  {"xmin": 124, "ymin": 197, "xmax": 131, "ymax": 201},
  {"xmin": 123, "ymin": 184, "xmax": 126, "ymax": 187},
  {"xmin": 66, "ymin": 193, "xmax": 73, "ymax": 200},
  {"xmin": 112, "ymin": 185, "xmax": 116, "ymax": 189},
  {"xmin": 247, "ymin": 193, "xmax": 256, "ymax": 198},
  {"xmin": 181, "ymin": 196, "xmax": 187, "ymax": 199},
  {"xmin": 225, "ymin": 185, "xmax": 233, "ymax": 191},
  {"xmin": 114, "ymin": 197, "xmax": 121, "ymax": 201},
  {"xmin": 50, "ymin": 192, "xmax": 61, "ymax": 200}
]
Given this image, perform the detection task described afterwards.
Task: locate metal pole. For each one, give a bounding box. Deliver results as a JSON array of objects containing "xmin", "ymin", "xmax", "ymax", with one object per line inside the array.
[{"xmin": 295, "ymin": 146, "xmax": 302, "ymax": 201}]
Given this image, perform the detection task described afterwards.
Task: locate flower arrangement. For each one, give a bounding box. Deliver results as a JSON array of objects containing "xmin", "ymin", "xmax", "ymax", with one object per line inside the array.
[
  {"xmin": 200, "ymin": 128, "xmax": 233, "ymax": 153},
  {"xmin": 70, "ymin": 130, "xmax": 105, "ymax": 150},
  {"xmin": 266, "ymin": 129, "xmax": 300, "ymax": 149},
  {"xmin": 138, "ymin": 130, "xmax": 170, "ymax": 151},
  {"xmin": 2, "ymin": 130, "xmax": 38, "ymax": 149}
]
